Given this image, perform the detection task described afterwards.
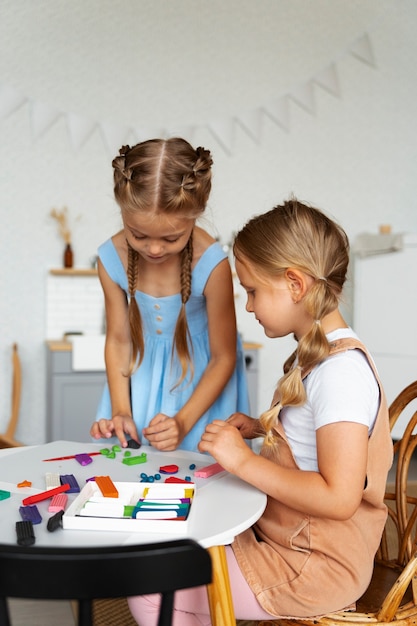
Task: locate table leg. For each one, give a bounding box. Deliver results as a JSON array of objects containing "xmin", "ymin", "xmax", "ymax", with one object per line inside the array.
[{"xmin": 206, "ymin": 545, "xmax": 236, "ymax": 626}]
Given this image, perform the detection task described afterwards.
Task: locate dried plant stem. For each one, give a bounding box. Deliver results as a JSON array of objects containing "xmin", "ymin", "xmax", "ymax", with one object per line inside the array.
[{"xmin": 50, "ymin": 206, "xmax": 71, "ymax": 244}]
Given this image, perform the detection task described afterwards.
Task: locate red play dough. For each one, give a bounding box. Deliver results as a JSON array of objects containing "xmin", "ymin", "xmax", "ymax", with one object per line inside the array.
[{"xmin": 159, "ymin": 464, "xmax": 179, "ymax": 474}]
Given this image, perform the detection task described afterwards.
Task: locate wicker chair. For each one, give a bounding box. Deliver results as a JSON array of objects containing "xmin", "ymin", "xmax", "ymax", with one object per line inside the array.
[
  {"xmin": 258, "ymin": 380, "xmax": 417, "ymax": 626},
  {"xmin": 0, "ymin": 343, "xmax": 23, "ymax": 448}
]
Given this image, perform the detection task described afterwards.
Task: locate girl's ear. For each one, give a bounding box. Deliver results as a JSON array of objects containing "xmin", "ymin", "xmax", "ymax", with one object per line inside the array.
[{"xmin": 285, "ymin": 268, "xmax": 310, "ymax": 303}]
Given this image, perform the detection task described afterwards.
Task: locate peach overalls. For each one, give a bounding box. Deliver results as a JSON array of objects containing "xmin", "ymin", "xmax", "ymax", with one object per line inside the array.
[{"xmin": 232, "ymin": 338, "xmax": 394, "ymax": 618}]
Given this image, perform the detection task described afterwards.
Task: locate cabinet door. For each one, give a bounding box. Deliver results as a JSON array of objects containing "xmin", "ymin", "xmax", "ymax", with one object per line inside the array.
[{"xmin": 49, "ymin": 374, "xmax": 105, "ymax": 443}]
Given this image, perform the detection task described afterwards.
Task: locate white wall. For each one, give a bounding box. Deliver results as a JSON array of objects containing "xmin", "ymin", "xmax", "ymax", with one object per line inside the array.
[{"xmin": 1, "ymin": 0, "xmax": 416, "ymax": 444}]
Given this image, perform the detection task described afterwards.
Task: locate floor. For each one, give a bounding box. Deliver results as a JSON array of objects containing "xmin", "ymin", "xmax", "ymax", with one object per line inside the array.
[
  {"xmin": 7, "ymin": 600, "xmax": 257, "ymax": 625},
  {"xmin": 7, "ymin": 599, "xmax": 75, "ymax": 625}
]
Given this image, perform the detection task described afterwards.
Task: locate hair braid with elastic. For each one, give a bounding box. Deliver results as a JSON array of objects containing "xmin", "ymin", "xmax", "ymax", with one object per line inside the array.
[
  {"xmin": 172, "ymin": 232, "xmax": 194, "ymax": 388},
  {"xmin": 126, "ymin": 241, "xmax": 144, "ymax": 375}
]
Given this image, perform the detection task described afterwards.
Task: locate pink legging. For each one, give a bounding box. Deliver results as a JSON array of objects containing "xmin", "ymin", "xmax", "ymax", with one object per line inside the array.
[{"xmin": 127, "ymin": 545, "xmax": 274, "ymax": 625}]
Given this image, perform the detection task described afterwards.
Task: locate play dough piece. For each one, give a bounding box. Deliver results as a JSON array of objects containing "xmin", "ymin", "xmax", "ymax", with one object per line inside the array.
[{"xmin": 159, "ymin": 464, "xmax": 179, "ymax": 474}]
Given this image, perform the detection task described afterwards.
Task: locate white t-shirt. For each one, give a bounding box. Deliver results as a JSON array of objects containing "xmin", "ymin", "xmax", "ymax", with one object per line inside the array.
[{"xmin": 280, "ymin": 328, "xmax": 380, "ymax": 471}]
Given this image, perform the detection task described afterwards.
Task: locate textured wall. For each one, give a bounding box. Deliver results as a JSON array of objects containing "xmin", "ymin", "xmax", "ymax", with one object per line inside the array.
[{"xmin": 0, "ymin": 0, "xmax": 416, "ymax": 443}]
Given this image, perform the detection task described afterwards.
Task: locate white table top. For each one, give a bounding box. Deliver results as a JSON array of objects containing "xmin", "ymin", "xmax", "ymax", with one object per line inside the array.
[{"xmin": 0, "ymin": 441, "xmax": 266, "ymax": 549}]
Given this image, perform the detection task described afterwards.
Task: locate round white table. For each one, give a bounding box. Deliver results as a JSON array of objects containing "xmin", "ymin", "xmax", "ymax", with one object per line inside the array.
[{"xmin": 0, "ymin": 440, "xmax": 266, "ymax": 625}]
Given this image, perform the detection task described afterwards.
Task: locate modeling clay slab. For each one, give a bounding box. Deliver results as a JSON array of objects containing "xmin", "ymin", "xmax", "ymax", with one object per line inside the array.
[
  {"xmin": 122, "ymin": 453, "xmax": 147, "ymax": 466},
  {"xmin": 79, "ymin": 502, "xmax": 134, "ymax": 518},
  {"xmin": 0, "ymin": 489, "xmax": 10, "ymax": 500},
  {"xmin": 19, "ymin": 505, "xmax": 42, "ymax": 524},
  {"xmin": 16, "ymin": 520, "xmax": 35, "ymax": 546},
  {"xmin": 143, "ymin": 484, "xmax": 194, "ymax": 500},
  {"xmin": 48, "ymin": 493, "xmax": 68, "ymax": 512},
  {"xmin": 194, "ymin": 462, "xmax": 224, "ymax": 478},
  {"xmin": 60, "ymin": 474, "xmax": 80, "ymax": 493},
  {"xmin": 95, "ymin": 475, "xmax": 118, "ymax": 497},
  {"xmin": 47, "ymin": 510, "xmax": 64, "ymax": 532},
  {"xmin": 45, "ymin": 473, "xmax": 61, "ymax": 489}
]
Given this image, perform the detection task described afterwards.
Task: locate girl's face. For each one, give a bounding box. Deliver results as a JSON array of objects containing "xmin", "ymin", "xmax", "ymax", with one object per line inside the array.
[
  {"xmin": 123, "ymin": 212, "xmax": 195, "ymax": 264},
  {"xmin": 235, "ymin": 257, "xmax": 308, "ymax": 339}
]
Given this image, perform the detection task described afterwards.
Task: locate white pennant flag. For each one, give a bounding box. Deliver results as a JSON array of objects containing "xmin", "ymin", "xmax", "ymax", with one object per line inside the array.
[
  {"xmin": 235, "ymin": 108, "xmax": 263, "ymax": 144},
  {"xmin": 67, "ymin": 113, "xmax": 97, "ymax": 151},
  {"xmin": 100, "ymin": 121, "xmax": 131, "ymax": 156},
  {"xmin": 0, "ymin": 82, "xmax": 26, "ymax": 120},
  {"xmin": 314, "ymin": 63, "xmax": 340, "ymax": 98},
  {"xmin": 207, "ymin": 117, "xmax": 235, "ymax": 156},
  {"xmin": 30, "ymin": 99, "xmax": 61, "ymax": 139},
  {"xmin": 263, "ymin": 96, "xmax": 290, "ymax": 132},
  {"xmin": 350, "ymin": 33, "xmax": 376, "ymax": 68},
  {"xmin": 289, "ymin": 80, "xmax": 316, "ymax": 115}
]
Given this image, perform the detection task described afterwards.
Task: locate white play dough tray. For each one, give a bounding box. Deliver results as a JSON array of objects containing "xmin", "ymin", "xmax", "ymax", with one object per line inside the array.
[{"xmin": 63, "ymin": 480, "xmax": 195, "ymax": 534}]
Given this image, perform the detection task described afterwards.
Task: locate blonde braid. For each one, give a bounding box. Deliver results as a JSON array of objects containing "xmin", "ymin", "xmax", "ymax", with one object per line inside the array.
[
  {"xmin": 126, "ymin": 241, "xmax": 144, "ymax": 374},
  {"xmin": 268, "ymin": 287, "xmax": 333, "ymax": 422},
  {"xmin": 171, "ymin": 232, "xmax": 194, "ymax": 388}
]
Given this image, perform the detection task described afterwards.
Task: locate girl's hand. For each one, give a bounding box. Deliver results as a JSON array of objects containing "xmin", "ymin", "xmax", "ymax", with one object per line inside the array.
[
  {"xmin": 90, "ymin": 414, "xmax": 141, "ymax": 449},
  {"xmin": 198, "ymin": 419, "xmax": 254, "ymax": 474},
  {"xmin": 143, "ymin": 413, "xmax": 184, "ymax": 451},
  {"xmin": 226, "ymin": 412, "xmax": 263, "ymax": 440}
]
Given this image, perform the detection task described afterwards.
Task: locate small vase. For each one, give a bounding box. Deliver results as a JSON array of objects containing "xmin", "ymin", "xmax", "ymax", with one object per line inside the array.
[{"xmin": 64, "ymin": 243, "xmax": 73, "ymax": 268}]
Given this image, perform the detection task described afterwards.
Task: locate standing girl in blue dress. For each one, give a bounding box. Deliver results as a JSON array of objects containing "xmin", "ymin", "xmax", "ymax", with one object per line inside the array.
[{"xmin": 90, "ymin": 138, "xmax": 249, "ymax": 451}]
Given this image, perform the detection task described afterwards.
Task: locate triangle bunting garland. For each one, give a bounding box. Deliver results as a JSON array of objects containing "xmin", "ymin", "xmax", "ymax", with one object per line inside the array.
[
  {"xmin": 0, "ymin": 83, "xmax": 26, "ymax": 120},
  {"xmin": 314, "ymin": 63, "xmax": 341, "ymax": 98},
  {"xmin": 30, "ymin": 100, "xmax": 62, "ymax": 139},
  {"xmin": 67, "ymin": 113, "xmax": 97, "ymax": 151},
  {"xmin": 0, "ymin": 31, "xmax": 377, "ymax": 156},
  {"xmin": 349, "ymin": 33, "xmax": 376, "ymax": 68},
  {"xmin": 235, "ymin": 108, "xmax": 263, "ymax": 144},
  {"xmin": 289, "ymin": 81, "xmax": 316, "ymax": 115}
]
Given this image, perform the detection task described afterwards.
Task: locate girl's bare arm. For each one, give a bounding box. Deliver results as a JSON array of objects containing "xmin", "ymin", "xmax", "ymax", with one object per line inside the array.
[
  {"xmin": 176, "ymin": 257, "xmax": 237, "ymax": 432},
  {"xmin": 199, "ymin": 419, "xmax": 368, "ymax": 521},
  {"xmin": 90, "ymin": 258, "xmax": 139, "ymax": 443}
]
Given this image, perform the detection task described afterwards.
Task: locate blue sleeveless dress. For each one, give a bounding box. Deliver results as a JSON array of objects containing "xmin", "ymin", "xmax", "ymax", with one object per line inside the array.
[{"xmin": 95, "ymin": 239, "xmax": 250, "ymax": 451}]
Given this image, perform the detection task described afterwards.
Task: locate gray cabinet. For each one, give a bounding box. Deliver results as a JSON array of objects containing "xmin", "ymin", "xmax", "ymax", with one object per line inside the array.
[
  {"xmin": 46, "ymin": 344, "xmax": 260, "ymax": 443},
  {"xmin": 46, "ymin": 349, "xmax": 105, "ymax": 443}
]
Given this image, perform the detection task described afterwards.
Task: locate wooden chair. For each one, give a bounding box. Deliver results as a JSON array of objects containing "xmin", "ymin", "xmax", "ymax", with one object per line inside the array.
[
  {"xmin": 258, "ymin": 380, "xmax": 417, "ymax": 626},
  {"xmin": 0, "ymin": 538, "xmax": 212, "ymax": 626},
  {"xmin": 0, "ymin": 343, "xmax": 24, "ymax": 448}
]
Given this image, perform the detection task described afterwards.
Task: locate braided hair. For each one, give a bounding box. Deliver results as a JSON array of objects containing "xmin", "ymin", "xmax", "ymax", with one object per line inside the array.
[{"xmin": 113, "ymin": 138, "xmax": 213, "ymax": 385}]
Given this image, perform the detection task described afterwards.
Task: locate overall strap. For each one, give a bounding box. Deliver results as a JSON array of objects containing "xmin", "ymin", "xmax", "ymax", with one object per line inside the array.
[
  {"xmin": 301, "ymin": 336, "xmax": 374, "ymax": 380},
  {"xmin": 271, "ymin": 337, "xmax": 385, "ymax": 459}
]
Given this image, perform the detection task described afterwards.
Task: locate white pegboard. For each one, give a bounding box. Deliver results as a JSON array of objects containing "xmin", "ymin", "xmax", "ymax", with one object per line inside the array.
[{"xmin": 46, "ymin": 274, "xmax": 104, "ymax": 339}]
